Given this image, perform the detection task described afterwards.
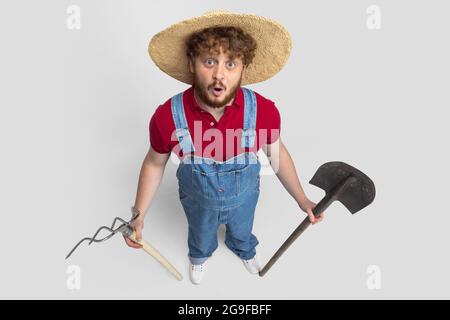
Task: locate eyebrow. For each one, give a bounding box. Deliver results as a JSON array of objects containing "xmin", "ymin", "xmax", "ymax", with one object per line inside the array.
[{"xmin": 201, "ymin": 55, "xmax": 238, "ymax": 62}]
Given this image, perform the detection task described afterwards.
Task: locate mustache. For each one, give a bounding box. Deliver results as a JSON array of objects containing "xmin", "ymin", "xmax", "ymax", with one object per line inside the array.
[{"xmin": 209, "ymin": 82, "xmax": 226, "ymax": 90}]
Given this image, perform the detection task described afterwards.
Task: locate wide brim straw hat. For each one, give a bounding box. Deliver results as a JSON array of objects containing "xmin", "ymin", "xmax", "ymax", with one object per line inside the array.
[{"xmin": 148, "ymin": 10, "xmax": 292, "ymax": 85}]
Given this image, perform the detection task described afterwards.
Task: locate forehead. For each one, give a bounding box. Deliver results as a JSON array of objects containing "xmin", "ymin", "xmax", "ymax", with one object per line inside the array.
[{"xmin": 198, "ymin": 47, "xmax": 242, "ymax": 61}]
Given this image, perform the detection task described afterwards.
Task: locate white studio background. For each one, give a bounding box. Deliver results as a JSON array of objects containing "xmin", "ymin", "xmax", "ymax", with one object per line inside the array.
[{"xmin": 0, "ymin": 0, "xmax": 448, "ymax": 299}]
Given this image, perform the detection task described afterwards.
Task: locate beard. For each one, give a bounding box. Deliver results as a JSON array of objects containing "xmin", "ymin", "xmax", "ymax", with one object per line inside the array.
[{"xmin": 193, "ymin": 73, "xmax": 243, "ymax": 109}]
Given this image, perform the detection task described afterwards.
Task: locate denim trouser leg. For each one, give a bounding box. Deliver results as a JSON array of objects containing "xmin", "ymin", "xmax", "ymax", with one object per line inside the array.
[
  {"xmin": 181, "ymin": 196, "xmax": 220, "ymax": 264},
  {"xmin": 224, "ymin": 190, "xmax": 259, "ymax": 260}
]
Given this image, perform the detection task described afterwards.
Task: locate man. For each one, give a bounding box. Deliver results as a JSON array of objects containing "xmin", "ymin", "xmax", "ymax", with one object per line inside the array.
[{"xmin": 123, "ymin": 11, "xmax": 324, "ymax": 285}]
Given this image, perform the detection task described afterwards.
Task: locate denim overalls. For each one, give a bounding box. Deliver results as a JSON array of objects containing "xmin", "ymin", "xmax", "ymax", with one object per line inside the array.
[{"xmin": 171, "ymin": 87, "xmax": 261, "ymax": 265}]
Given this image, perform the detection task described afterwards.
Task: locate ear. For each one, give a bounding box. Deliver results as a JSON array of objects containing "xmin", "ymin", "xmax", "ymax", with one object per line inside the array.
[{"xmin": 188, "ymin": 58, "xmax": 194, "ymax": 74}]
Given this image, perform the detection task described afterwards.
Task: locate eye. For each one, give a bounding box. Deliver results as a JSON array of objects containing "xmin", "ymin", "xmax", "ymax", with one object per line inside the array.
[
  {"xmin": 205, "ymin": 59, "xmax": 215, "ymax": 66},
  {"xmin": 227, "ymin": 62, "xmax": 236, "ymax": 68}
]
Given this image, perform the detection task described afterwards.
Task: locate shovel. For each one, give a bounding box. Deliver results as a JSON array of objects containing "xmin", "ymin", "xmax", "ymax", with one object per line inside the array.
[{"xmin": 259, "ymin": 161, "xmax": 376, "ymax": 277}]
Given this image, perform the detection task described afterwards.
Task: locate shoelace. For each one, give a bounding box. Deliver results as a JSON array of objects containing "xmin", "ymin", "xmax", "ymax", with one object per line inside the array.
[{"xmin": 191, "ymin": 264, "xmax": 204, "ymax": 271}]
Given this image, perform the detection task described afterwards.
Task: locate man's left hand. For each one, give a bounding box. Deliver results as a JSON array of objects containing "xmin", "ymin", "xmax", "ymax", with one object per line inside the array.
[{"xmin": 299, "ymin": 198, "xmax": 324, "ymax": 225}]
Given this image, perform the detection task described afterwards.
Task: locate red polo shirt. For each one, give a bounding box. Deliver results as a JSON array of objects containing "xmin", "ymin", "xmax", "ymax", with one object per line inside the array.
[{"xmin": 149, "ymin": 86, "xmax": 280, "ymax": 160}]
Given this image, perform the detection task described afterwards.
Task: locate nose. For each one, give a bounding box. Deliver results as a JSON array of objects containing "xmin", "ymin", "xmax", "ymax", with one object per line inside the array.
[{"xmin": 213, "ymin": 63, "xmax": 225, "ymax": 81}]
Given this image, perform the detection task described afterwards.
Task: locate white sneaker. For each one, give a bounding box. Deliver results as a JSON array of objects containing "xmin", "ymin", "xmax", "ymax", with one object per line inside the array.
[
  {"xmin": 242, "ymin": 254, "xmax": 261, "ymax": 275},
  {"xmin": 189, "ymin": 263, "xmax": 205, "ymax": 285}
]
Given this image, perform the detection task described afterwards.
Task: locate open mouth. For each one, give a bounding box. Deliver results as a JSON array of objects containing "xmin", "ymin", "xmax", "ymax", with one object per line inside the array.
[{"xmin": 211, "ymin": 86, "xmax": 225, "ymax": 97}]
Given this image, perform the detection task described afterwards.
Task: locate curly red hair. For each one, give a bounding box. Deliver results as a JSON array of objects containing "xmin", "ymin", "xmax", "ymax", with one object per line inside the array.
[{"xmin": 186, "ymin": 26, "xmax": 257, "ymax": 67}]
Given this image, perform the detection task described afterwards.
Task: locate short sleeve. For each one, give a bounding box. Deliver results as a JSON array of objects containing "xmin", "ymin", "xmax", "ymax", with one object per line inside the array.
[
  {"xmin": 266, "ymin": 102, "xmax": 281, "ymax": 144},
  {"xmin": 149, "ymin": 109, "xmax": 170, "ymax": 154}
]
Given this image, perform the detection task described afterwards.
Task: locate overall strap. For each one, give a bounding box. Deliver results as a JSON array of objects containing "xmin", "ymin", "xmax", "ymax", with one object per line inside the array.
[
  {"xmin": 171, "ymin": 92, "xmax": 195, "ymax": 154},
  {"xmin": 241, "ymin": 87, "xmax": 257, "ymax": 148}
]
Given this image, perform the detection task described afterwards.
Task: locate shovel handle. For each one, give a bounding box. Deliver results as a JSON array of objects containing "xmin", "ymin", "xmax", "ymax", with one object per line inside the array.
[
  {"xmin": 128, "ymin": 231, "xmax": 183, "ymax": 281},
  {"xmin": 259, "ymin": 197, "xmax": 329, "ymax": 277},
  {"xmin": 259, "ymin": 216, "xmax": 312, "ymax": 277}
]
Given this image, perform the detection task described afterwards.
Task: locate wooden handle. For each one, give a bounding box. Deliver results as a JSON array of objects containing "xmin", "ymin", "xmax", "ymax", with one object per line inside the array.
[
  {"xmin": 259, "ymin": 216, "xmax": 312, "ymax": 277},
  {"xmin": 259, "ymin": 195, "xmax": 333, "ymax": 277},
  {"xmin": 129, "ymin": 231, "xmax": 182, "ymax": 281}
]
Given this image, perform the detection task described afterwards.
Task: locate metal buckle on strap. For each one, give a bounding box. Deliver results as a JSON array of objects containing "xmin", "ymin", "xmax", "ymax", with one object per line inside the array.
[
  {"xmin": 175, "ymin": 128, "xmax": 190, "ymax": 142},
  {"xmin": 176, "ymin": 128, "xmax": 195, "ymax": 153}
]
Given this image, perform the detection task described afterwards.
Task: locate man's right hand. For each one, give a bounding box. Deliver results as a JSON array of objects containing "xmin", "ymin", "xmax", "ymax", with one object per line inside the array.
[{"xmin": 123, "ymin": 218, "xmax": 144, "ymax": 249}]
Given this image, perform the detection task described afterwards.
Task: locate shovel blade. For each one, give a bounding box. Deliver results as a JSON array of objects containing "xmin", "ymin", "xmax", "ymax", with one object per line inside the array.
[{"xmin": 309, "ymin": 161, "xmax": 376, "ymax": 214}]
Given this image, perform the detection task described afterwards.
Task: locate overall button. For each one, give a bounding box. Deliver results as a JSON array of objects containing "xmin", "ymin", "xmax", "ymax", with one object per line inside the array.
[{"xmin": 217, "ymin": 188, "xmax": 224, "ymax": 192}]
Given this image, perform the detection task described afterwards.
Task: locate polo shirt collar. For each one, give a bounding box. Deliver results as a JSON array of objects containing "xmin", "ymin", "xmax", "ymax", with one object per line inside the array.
[{"xmin": 187, "ymin": 85, "xmax": 244, "ymax": 112}]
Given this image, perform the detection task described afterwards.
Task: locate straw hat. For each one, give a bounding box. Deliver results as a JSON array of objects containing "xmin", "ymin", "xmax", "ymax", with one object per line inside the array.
[{"xmin": 148, "ymin": 10, "xmax": 292, "ymax": 85}]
